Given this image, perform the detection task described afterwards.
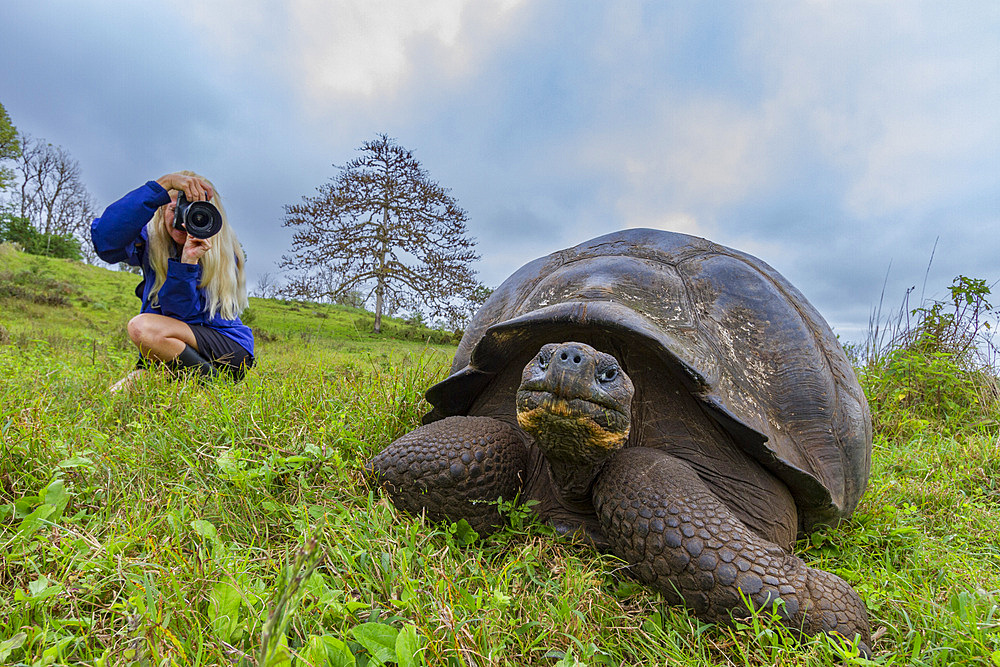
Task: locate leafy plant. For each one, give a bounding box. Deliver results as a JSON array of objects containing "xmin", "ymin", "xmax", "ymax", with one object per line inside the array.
[
  {"xmin": 861, "ymin": 274, "xmax": 999, "ymax": 438},
  {"xmin": 0, "ymin": 214, "xmax": 83, "ymax": 260}
]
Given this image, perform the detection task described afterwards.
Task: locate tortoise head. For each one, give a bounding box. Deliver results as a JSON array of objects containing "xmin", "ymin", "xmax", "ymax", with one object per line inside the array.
[{"xmin": 515, "ymin": 342, "xmax": 634, "ymax": 467}]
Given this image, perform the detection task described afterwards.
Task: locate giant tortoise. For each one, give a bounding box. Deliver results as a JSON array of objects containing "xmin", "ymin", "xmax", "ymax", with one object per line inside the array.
[{"xmin": 369, "ymin": 228, "xmax": 872, "ymax": 650}]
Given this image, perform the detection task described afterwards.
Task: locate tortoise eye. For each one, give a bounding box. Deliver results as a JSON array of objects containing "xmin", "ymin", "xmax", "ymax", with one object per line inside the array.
[
  {"xmin": 537, "ymin": 352, "xmax": 550, "ymax": 369},
  {"xmin": 598, "ymin": 367, "xmax": 618, "ymax": 383}
]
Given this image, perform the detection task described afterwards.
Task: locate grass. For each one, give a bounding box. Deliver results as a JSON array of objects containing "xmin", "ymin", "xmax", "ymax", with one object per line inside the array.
[{"xmin": 2, "ymin": 245, "xmax": 1000, "ymax": 666}]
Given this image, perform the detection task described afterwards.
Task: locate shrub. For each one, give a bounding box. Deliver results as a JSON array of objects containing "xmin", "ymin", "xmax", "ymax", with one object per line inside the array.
[
  {"xmin": 0, "ymin": 213, "xmax": 82, "ymax": 260},
  {"xmin": 0, "ymin": 266, "xmax": 78, "ymax": 306},
  {"xmin": 241, "ymin": 305, "xmax": 257, "ymax": 325},
  {"xmin": 860, "ymin": 275, "xmax": 998, "ymax": 438}
]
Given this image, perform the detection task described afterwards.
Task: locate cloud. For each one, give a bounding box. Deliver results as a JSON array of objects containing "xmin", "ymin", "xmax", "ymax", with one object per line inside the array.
[
  {"xmin": 576, "ymin": 97, "xmax": 777, "ymax": 241},
  {"xmin": 189, "ymin": 0, "xmax": 527, "ymax": 103},
  {"xmin": 2, "ymin": 1, "xmax": 996, "ymax": 341},
  {"xmin": 616, "ymin": 211, "xmax": 703, "ymax": 238},
  {"xmin": 566, "ymin": 2, "xmax": 998, "ymax": 225},
  {"xmin": 535, "ymin": 1, "xmax": 999, "ymax": 341},
  {"xmin": 744, "ymin": 1, "xmax": 1000, "ymax": 220}
]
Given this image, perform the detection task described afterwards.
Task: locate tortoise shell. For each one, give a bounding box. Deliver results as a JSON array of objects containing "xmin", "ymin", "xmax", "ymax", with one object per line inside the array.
[{"xmin": 424, "ymin": 228, "xmax": 871, "ymax": 532}]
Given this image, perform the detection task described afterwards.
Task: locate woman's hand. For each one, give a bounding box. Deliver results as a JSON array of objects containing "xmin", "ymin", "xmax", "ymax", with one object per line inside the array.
[
  {"xmin": 156, "ymin": 173, "xmax": 214, "ymax": 201},
  {"xmin": 181, "ymin": 235, "xmax": 212, "ymax": 264}
]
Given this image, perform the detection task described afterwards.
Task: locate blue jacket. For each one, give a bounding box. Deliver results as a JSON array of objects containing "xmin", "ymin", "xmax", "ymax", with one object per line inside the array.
[{"xmin": 91, "ymin": 181, "xmax": 254, "ymax": 356}]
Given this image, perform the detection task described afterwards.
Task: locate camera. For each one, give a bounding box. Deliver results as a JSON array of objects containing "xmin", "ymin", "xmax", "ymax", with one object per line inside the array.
[{"xmin": 174, "ymin": 193, "xmax": 223, "ymax": 239}]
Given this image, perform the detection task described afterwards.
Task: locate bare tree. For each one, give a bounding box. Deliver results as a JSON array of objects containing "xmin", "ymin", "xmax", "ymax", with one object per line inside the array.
[
  {"xmin": 281, "ymin": 134, "xmax": 483, "ymax": 333},
  {"xmin": 13, "ymin": 135, "xmax": 97, "ymax": 257},
  {"xmin": 251, "ymin": 271, "xmax": 283, "ymax": 299}
]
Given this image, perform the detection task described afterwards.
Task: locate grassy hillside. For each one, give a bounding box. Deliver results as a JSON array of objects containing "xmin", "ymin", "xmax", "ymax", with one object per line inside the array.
[
  {"xmin": 0, "ymin": 244, "xmax": 457, "ymax": 372},
  {"xmin": 2, "ymin": 245, "xmax": 999, "ymax": 666}
]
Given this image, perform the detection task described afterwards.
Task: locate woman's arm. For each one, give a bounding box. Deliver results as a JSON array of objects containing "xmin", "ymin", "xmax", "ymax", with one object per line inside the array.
[
  {"xmin": 157, "ymin": 260, "xmax": 206, "ymax": 321},
  {"xmin": 90, "ymin": 181, "xmax": 170, "ymax": 264}
]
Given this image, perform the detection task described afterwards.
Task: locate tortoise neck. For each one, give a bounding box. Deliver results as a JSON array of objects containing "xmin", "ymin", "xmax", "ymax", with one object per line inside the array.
[{"xmin": 545, "ymin": 457, "xmax": 605, "ymax": 506}]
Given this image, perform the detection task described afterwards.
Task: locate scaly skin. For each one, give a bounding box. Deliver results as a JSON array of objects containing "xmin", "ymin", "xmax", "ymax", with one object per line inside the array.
[
  {"xmin": 593, "ymin": 447, "xmax": 871, "ymax": 653},
  {"xmin": 368, "ymin": 342, "xmax": 872, "ymax": 655},
  {"xmin": 367, "ymin": 416, "xmax": 527, "ymax": 534}
]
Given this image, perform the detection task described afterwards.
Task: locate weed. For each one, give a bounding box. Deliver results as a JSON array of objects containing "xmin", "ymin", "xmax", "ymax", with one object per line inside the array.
[{"xmin": 862, "ymin": 274, "xmax": 999, "ymax": 439}]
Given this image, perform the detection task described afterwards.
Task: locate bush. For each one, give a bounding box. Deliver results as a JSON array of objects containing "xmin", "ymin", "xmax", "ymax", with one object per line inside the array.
[
  {"xmin": 860, "ymin": 275, "xmax": 999, "ymax": 438},
  {"xmin": 241, "ymin": 305, "xmax": 257, "ymax": 325},
  {"xmin": 352, "ymin": 315, "xmax": 456, "ymax": 345},
  {"xmin": 0, "ymin": 264, "xmax": 79, "ymax": 307},
  {"xmin": 0, "ymin": 213, "xmax": 82, "ymax": 261}
]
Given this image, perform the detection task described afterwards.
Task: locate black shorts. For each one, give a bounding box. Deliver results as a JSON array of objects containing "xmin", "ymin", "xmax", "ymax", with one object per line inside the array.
[
  {"xmin": 137, "ymin": 325, "xmax": 254, "ymax": 382},
  {"xmin": 190, "ymin": 325, "xmax": 254, "ymax": 381}
]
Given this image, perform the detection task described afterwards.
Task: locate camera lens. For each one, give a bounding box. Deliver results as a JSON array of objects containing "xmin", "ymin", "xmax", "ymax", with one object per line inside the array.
[{"xmin": 175, "ymin": 193, "xmax": 223, "ymax": 239}]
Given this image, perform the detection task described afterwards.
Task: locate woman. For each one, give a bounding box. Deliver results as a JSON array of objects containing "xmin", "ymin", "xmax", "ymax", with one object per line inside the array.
[{"xmin": 91, "ymin": 172, "xmax": 254, "ymax": 392}]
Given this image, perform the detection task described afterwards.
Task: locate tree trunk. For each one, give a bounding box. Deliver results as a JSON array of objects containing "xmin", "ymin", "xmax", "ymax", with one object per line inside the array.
[{"xmin": 373, "ymin": 206, "xmax": 390, "ymax": 334}]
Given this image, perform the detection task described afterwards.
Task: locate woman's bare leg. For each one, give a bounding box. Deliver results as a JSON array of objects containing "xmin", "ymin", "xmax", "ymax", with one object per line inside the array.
[
  {"xmin": 126, "ymin": 313, "xmax": 198, "ymax": 361},
  {"xmin": 110, "ymin": 314, "xmax": 200, "ymax": 392}
]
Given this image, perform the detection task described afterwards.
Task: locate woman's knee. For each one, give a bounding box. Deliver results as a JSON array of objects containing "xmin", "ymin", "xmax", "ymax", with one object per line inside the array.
[
  {"xmin": 127, "ymin": 314, "xmax": 154, "ymax": 345},
  {"xmin": 126, "ymin": 314, "xmax": 193, "ymax": 360},
  {"xmin": 127, "ymin": 314, "xmax": 172, "ymax": 347}
]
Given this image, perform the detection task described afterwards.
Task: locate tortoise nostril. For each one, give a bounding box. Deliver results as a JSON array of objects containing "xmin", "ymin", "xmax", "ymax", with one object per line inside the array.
[{"xmin": 556, "ymin": 349, "xmax": 584, "ymax": 364}]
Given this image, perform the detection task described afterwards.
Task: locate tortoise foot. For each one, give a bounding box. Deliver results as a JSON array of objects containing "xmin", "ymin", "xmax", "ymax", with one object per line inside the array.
[
  {"xmin": 367, "ymin": 416, "xmax": 528, "ymax": 534},
  {"xmin": 593, "ymin": 447, "xmax": 871, "ymax": 649}
]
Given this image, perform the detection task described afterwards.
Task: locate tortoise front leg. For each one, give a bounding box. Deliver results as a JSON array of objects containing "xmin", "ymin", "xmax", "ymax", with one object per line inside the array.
[
  {"xmin": 367, "ymin": 416, "xmax": 528, "ymax": 535},
  {"xmin": 593, "ymin": 447, "xmax": 871, "ymax": 654}
]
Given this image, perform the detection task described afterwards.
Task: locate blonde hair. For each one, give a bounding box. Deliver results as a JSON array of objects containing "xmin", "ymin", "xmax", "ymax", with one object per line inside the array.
[{"xmin": 147, "ymin": 171, "xmax": 248, "ymax": 320}]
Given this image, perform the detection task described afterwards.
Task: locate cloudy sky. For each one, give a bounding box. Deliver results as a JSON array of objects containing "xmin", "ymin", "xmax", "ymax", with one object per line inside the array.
[{"xmin": 2, "ymin": 1, "xmax": 997, "ymax": 342}]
